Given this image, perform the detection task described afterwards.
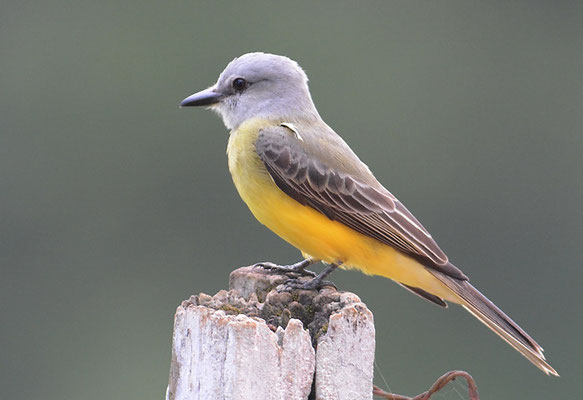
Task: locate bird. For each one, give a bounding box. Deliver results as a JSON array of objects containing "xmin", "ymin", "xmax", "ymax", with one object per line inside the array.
[{"xmin": 180, "ymin": 52, "xmax": 557, "ymax": 376}]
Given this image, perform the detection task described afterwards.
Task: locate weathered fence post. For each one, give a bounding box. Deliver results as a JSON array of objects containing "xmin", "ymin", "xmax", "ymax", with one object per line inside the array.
[{"xmin": 166, "ymin": 266, "xmax": 375, "ymax": 400}]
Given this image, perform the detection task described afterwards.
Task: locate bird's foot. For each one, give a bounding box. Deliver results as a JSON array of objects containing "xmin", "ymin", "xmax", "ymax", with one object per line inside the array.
[
  {"xmin": 253, "ymin": 258, "xmax": 317, "ymax": 277},
  {"xmin": 280, "ymin": 261, "xmax": 341, "ymax": 292}
]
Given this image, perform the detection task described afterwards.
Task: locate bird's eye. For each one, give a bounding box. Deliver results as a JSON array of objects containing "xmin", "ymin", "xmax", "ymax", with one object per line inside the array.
[{"xmin": 232, "ymin": 78, "xmax": 246, "ymax": 91}]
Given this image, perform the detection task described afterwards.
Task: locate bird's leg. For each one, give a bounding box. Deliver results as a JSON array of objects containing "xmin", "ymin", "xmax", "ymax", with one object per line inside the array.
[
  {"xmin": 284, "ymin": 262, "xmax": 341, "ymax": 291},
  {"xmin": 253, "ymin": 257, "xmax": 318, "ymax": 277}
]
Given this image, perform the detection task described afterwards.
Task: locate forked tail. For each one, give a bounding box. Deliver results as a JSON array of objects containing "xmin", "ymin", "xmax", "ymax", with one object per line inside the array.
[{"xmin": 432, "ymin": 272, "xmax": 559, "ymax": 376}]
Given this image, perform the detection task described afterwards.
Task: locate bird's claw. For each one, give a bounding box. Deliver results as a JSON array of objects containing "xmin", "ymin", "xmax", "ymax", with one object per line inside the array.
[{"xmin": 252, "ymin": 261, "xmax": 317, "ymax": 277}]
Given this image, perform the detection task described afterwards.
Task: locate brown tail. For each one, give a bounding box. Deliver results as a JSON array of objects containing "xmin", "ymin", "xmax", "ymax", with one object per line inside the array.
[{"xmin": 432, "ymin": 272, "xmax": 559, "ymax": 376}]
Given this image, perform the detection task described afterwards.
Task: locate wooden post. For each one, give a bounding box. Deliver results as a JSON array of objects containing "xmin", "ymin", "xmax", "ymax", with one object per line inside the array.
[{"xmin": 166, "ymin": 266, "xmax": 375, "ymax": 400}]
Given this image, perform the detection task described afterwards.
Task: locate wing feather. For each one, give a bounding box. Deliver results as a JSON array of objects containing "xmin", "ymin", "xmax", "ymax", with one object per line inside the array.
[{"xmin": 256, "ymin": 125, "xmax": 467, "ymax": 280}]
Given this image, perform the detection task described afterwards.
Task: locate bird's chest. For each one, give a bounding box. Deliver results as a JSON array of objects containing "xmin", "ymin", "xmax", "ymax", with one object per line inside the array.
[{"xmin": 226, "ymin": 121, "xmax": 273, "ymax": 205}]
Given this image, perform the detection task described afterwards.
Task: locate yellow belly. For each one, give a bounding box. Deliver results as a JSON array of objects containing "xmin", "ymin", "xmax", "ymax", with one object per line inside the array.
[{"xmin": 227, "ymin": 118, "xmax": 458, "ymax": 302}]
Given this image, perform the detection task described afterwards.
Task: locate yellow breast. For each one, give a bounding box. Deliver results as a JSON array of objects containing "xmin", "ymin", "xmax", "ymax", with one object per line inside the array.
[{"xmin": 226, "ymin": 118, "xmax": 458, "ymax": 302}]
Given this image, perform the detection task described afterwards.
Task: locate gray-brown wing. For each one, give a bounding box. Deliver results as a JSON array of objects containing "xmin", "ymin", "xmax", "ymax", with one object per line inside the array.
[{"xmin": 255, "ymin": 126, "xmax": 467, "ymax": 281}]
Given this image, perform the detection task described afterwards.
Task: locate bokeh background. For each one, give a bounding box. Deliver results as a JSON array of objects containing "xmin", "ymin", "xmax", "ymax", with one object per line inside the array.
[{"xmin": 2, "ymin": 1, "xmax": 582, "ymax": 399}]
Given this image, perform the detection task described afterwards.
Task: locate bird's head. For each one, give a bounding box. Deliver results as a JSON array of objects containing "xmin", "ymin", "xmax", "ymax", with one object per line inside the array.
[{"xmin": 180, "ymin": 52, "xmax": 319, "ymax": 130}]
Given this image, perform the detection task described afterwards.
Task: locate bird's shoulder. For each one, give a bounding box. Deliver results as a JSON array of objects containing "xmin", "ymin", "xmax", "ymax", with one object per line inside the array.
[{"xmin": 256, "ymin": 119, "xmax": 380, "ymax": 187}]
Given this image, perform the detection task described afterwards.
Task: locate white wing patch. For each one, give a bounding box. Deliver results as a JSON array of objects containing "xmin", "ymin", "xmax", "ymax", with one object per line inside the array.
[{"xmin": 280, "ymin": 122, "xmax": 304, "ymax": 141}]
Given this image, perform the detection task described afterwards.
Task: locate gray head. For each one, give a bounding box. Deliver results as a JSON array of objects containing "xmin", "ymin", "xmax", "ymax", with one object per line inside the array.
[{"xmin": 180, "ymin": 52, "xmax": 320, "ymax": 130}]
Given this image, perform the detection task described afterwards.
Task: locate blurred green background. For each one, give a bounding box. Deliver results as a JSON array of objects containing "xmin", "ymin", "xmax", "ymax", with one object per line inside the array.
[{"xmin": 2, "ymin": 1, "xmax": 582, "ymax": 399}]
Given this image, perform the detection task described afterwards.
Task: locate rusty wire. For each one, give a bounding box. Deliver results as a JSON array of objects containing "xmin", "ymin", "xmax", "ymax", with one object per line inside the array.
[{"xmin": 373, "ymin": 370, "xmax": 479, "ymax": 400}]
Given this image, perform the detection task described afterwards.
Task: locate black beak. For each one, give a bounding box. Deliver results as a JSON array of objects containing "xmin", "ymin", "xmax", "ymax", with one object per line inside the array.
[{"xmin": 180, "ymin": 87, "xmax": 223, "ymax": 107}]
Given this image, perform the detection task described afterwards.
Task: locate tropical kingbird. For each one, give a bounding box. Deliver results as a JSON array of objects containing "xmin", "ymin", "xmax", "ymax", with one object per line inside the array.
[{"xmin": 180, "ymin": 52, "xmax": 557, "ymax": 376}]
